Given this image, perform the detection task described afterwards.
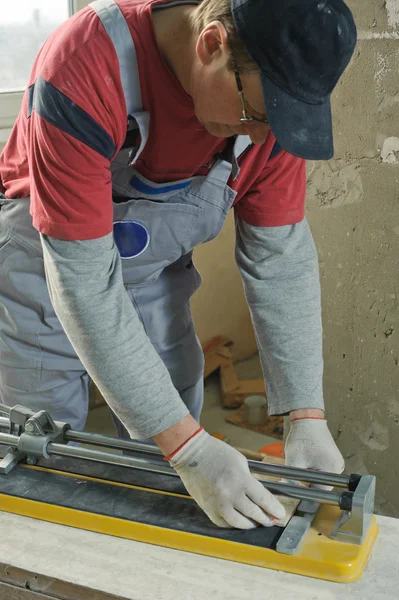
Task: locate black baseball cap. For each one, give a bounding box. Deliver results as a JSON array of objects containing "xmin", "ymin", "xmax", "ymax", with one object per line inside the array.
[{"xmin": 231, "ymin": 0, "xmax": 357, "ymax": 160}]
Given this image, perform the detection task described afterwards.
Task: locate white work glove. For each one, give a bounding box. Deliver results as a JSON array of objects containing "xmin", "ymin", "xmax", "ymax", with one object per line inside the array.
[
  {"xmin": 169, "ymin": 429, "xmax": 286, "ymax": 529},
  {"xmin": 284, "ymin": 419, "xmax": 345, "ymax": 490}
]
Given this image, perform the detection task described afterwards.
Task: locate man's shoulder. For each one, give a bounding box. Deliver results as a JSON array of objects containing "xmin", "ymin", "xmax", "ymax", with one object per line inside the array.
[
  {"xmin": 27, "ymin": 6, "xmax": 127, "ymax": 140},
  {"xmin": 28, "ymin": 7, "xmax": 107, "ymax": 86}
]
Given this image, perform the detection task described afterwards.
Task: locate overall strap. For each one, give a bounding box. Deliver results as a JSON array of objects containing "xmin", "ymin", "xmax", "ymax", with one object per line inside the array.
[
  {"xmin": 234, "ymin": 135, "xmax": 252, "ymax": 161},
  {"xmin": 90, "ymin": 0, "xmax": 142, "ymax": 115},
  {"xmin": 209, "ymin": 135, "xmax": 252, "ymax": 185},
  {"xmin": 208, "ymin": 135, "xmax": 283, "ymax": 186},
  {"xmin": 89, "ymin": 0, "xmax": 150, "ymax": 162}
]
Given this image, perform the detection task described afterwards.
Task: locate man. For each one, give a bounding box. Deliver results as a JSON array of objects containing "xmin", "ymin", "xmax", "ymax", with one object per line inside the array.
[{"xmin": 0, "ymin": 0, "xmax": 356, "ymax": 529}]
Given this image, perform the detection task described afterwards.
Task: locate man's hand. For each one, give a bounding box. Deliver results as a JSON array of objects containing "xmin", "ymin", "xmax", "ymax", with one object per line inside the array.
[
  {"xmin": 165, "ymin": 428, "xmax": 286, "ymax": 529},
  {"xmin": 285, "ymin": 410, "xmax": 345, "ymax": 490}
]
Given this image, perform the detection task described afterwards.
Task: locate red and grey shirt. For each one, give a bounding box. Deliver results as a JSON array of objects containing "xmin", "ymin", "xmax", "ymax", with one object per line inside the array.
[{"xmin": 0, "ymin": 0, "xmax": 306, "ymax": 240}]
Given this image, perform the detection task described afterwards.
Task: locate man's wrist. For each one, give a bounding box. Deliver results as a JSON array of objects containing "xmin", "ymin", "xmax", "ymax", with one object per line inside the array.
[
  {"xmin": 289, "ymin": 408, "xmax": 325, "ymax": 422},
  {"xmin": 152, "ymin": 414, "xmax": 200, "ymax": 457}
]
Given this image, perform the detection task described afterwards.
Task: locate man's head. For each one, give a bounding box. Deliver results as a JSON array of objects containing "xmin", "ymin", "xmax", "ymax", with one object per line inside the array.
[
  {"xmin": 189, "ymin": 0, "xmax": 269, "ymax": 145},
  {"xmin": 189, "ymin": 0, "xmax": 357, "ymax": 158}
]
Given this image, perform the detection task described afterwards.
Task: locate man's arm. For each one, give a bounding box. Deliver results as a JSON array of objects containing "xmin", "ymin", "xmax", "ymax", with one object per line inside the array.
[
  {"xmin": 235, "ymin": 216, "xmax": 344, "ymax": 483},
  {"xmin": 41, "ymin": 232, "xmax": 286, "ymax": 525},
  {"xmin": 235, "ymin": 216, "xmax": 324, "ymax": 416},
  {"xmin": 41, "ymin": 232, "xmax": 191, "ymax": 441}
]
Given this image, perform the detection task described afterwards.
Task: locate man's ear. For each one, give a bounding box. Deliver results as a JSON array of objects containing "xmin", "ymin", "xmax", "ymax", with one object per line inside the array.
[{"xmin": 196, "ymin": 20, "xmax": 229, "ymax": 66}]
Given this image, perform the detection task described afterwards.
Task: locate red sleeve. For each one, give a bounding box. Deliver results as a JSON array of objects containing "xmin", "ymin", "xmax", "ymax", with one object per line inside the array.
[
  {"xmin": 28, "ymin": 15, "xmax": 127, "ymax": 240},
  {"xmin": 234, "ymin": 149, "xmax": 306, "ymax": 228},
  {"xmin": 30, "ymin": 114, "xmax": 115, "ymax": 240}
]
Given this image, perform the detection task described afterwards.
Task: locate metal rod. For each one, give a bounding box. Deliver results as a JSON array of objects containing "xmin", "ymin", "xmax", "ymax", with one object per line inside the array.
[
  {"xmin": 261, "ymin": 482, "xmax": 343, "ymax": 506},
  {"xmin": 0, "ymin": 406, "xmax": 11, "ymax": 416},
  {"xmin": 0, "ymin": 425, "xmax": 350, "ymax": 488},
  {"xmin": 66, "ymin": 430, "xmax": 161, "ymax": 455},
  {"xmin": 67, "ymin": 430, "xmax": 349, "ymax": 487},
  {"xmin": 48, "ymin": 443, "xmax": 343, "ymax": 505},
  {"xmin": 0, "ymin": 431, "xmax": 345, "ymax": 506},
  {"xmin": 49, "ymin": 443, "xmax": 177, "ymax": 477},
  {"xmin": 0, "ymin": 417, "xmax": 9, "ymax": 429},
  {"xmin": 247, "ymin": 460, "xmax": 349, "ymax": 488},
  {"xmin": 0, "ymin": 433, "xmax": 16, "ymax": 445}
]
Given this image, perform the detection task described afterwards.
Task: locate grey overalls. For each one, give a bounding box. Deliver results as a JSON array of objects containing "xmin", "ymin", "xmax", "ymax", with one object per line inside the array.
[{"xmin": 0, "ymin": 0, "xmax": 254, "ymax": 434}]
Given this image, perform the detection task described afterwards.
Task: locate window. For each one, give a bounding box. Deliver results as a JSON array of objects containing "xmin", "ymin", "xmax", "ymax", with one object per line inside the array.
[
  {"xmin": 0, "ymin": 1, "xmax": 73, "ymax": 94},
  {"xmin": 0, "ymin": 1, "xmax": 90, "ymax": 134}
]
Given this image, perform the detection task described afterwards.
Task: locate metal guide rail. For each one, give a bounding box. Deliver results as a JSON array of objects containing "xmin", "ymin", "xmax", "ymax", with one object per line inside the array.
[{"xmin": 0, "ymin": 404, "xmax": 376, "ymax": 551}]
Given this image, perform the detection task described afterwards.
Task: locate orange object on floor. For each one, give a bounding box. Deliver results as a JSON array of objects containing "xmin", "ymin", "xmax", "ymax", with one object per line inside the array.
[
  {"xmin": 258, "ymin": 442, "xmax": 284, "ymax": 458},
  {"xmin": 211, "ymin": 432, "xmax": 225, "ymax": 441}
]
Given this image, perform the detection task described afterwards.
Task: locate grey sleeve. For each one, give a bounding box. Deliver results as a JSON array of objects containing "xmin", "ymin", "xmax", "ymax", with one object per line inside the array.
[
  {"xmin": 40, "ymin": 233, "xmax": 189, "ymax": 439},
  {"xmin": 235, "ymin": 217, "xmax": 324, "ymax": 415}
]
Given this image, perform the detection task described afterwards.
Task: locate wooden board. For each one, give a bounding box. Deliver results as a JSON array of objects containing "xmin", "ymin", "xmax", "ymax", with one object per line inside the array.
[
  {"xmin": 203, "ymin": 337, "xmax": 266, "ymax": 408},
  {"xmin": 219, "ymin": 359, "xmax": 266, "ymax": 407},
  {"xmin": 225, "ymin": 405, "xmax": 284, "ymax": 439},
  {"xmin": 220, "ymin": 360, "xmax": 240, "ymax": 392},
  {"xmin": 0, "ymin": 563, "xmax": 124, "ymax": 600},
  {"xmin": 202, "ymin": 336, "xmax": 234, "ymax": 379}
]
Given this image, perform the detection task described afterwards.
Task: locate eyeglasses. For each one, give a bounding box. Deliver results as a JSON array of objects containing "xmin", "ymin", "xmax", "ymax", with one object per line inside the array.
[{"xmin": 233, "ymin": 65, "xmax": 269, "ymax": 125}]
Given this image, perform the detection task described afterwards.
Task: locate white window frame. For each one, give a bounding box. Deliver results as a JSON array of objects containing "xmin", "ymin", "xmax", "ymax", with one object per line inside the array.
[{"xmin": 0, "ymin": 0, "xmax": 91, "ymax": 134}]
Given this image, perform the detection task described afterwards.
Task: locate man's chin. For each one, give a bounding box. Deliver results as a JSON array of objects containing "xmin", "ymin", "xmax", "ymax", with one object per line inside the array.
[{"xmin": 202, "ymin": 122, "xmax": 232, "ymax": 138}]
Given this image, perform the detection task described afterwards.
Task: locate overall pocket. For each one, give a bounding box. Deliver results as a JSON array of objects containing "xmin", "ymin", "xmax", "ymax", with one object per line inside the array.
[{"xmin": 113, "ymin": 197, "xmax": 202, "ymax": 286}]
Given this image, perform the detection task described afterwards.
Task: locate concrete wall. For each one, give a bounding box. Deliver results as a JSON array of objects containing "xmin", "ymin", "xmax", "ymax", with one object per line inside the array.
[
  {"xmin": 195, "ymin": 0, "xmax": 399, "ymax": 517},
  {"xmin": 303, "ymin": 0, "xmax": 399, "ymax": 517},
  {"xmin": 191, "ymin": 213, "xmax": 256, "ymax": 359}
]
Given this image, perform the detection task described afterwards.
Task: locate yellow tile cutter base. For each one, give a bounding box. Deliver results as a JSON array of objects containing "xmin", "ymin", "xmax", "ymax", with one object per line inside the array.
[{"xmin": 0, "ymin": 405, "xmax": 378, "ymax": 583}]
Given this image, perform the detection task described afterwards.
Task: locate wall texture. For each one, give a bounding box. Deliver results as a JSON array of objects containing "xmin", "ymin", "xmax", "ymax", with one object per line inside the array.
[
  {"xmin": 196, "ymin": 1, "xmax": 399, "ymax": 517},
  {"xmin": 304, "ymin": 0, "xmax": 399, "ymax": 517},
  {"xmin": 191, "ymin": 212, "xmax": 257, "ymax": 358}
]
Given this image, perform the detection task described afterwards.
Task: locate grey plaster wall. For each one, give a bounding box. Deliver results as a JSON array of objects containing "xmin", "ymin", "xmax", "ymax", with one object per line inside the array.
[{"xmin": 306, "ymin": 0, "xmax": 399, "ymax": 517}]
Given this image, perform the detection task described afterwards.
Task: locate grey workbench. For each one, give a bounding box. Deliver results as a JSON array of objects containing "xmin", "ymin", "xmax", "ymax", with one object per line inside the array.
[{"xmin": 0, "ymin": 511, "xmax": 398, "ymax": 599}]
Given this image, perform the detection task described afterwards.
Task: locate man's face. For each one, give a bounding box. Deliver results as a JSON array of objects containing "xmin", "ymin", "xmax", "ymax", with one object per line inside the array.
[{"xmin": 191, "ymin": 23, "xmax": 270, "ymax": 145}]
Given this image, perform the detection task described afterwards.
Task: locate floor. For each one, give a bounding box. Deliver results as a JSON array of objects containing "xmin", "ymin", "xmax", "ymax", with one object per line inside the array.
[{"xmin": 85, "ymin": 353, "xmax": 277, "ymax": 452}]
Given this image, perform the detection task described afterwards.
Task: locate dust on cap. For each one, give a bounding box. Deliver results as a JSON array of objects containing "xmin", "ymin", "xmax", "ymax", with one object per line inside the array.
[{"xmin": 231, "ymin": 0, "xmax": 357, "ymax": 159}]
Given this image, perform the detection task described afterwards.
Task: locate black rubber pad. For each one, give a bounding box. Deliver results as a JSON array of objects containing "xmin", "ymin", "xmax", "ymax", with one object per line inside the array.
[{"xmin": 0, "ymin": 453, "xmax": 282, "ymax": 549}]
